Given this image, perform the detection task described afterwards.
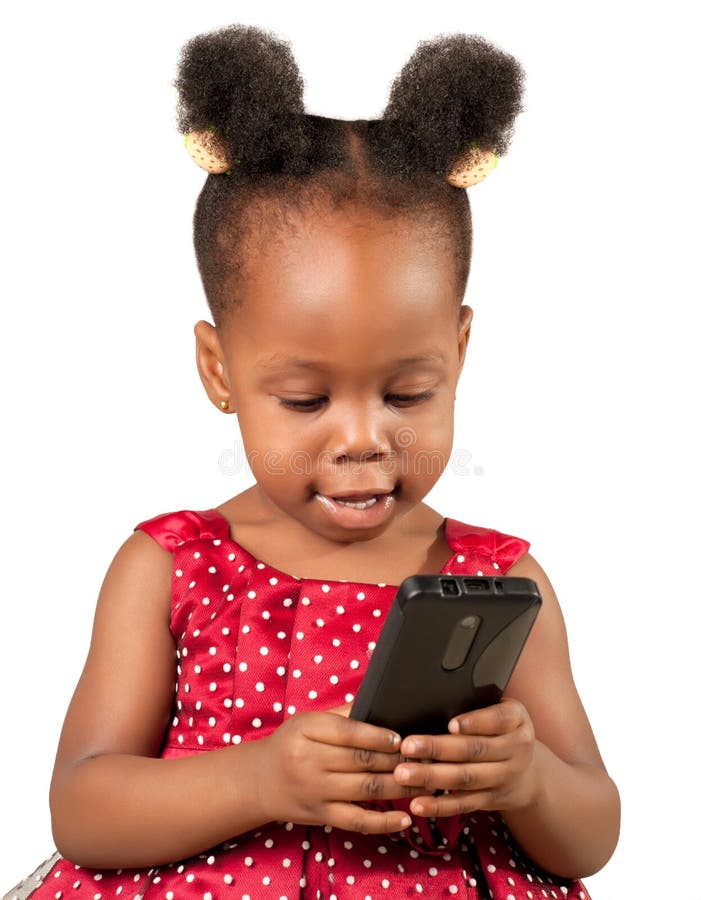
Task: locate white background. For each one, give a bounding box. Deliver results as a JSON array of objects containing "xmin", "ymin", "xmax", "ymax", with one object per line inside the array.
[{"xmin": 1, "ymin": 2, "xmax": 699, "ymax": 898}]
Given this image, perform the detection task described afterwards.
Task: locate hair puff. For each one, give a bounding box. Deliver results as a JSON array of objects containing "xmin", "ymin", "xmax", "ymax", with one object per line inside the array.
[
  {"xmin": 175, "ymin": 24, "xmax": 310, "ymax": 175},
  {"xmin": 378, "ymin": 33, "xmax": 525, "ymax": 177}
]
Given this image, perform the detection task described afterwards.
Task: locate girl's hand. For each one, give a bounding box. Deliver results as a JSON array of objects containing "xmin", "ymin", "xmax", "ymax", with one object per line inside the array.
[
  {"xmin": 394, "ymin": 697, "xmax": 539, "ymax": 818},
  {"xmin": 258, "ymin": 706, "xmax": 421, "ymax": 833}
]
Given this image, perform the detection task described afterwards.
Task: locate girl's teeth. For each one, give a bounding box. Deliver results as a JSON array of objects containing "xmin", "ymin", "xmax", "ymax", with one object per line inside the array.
[{"xmin": 334, "ymin": 496, "xmax": 377, "ymax": 509}]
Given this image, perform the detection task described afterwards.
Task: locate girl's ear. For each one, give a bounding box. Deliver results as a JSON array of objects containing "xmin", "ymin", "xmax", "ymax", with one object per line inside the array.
[
  {"xmin": 456, "ymin": 305, "xmax": 473, "ymax": 375},
  {"xmin": 194, "ymin": 320, "xmax": 236, "ymax": 413}
]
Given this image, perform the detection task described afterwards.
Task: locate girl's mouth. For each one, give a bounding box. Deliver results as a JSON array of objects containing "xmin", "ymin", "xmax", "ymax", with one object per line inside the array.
[{"xmin": 313, "ymin": 488, "xmax": 397, "ymax": 528}]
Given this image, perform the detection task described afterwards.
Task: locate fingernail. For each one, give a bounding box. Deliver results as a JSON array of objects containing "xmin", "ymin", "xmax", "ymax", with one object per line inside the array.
[
  {"xmin": 395, "ymin": 766, "xmax": 411, "ymax": 782},
  {"xmin": 448, "ymin": 719, "xmax": 460, "ymax": 734},
  {"xmin": 399, "ymin": 815, "xmax": 411, "ymax": 829},
  {"xmin": 403, "ymin": 739, "xmax": 417, "ymax": 754},
  {"xmin": 412, "ymin": 801, "xmax": 425, "ymax": 815},
  {"xmin": 390, "ymin": 732, "xmax": 401, "ymax": 746}
]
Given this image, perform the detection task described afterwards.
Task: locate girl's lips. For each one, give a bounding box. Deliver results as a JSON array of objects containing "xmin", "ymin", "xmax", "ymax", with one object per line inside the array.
[{"xmin": 314, "ymin": 489, "xmax": 397, "ymax": 529}]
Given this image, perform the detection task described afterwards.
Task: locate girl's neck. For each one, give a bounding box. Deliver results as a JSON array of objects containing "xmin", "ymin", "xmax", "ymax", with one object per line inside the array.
[{"xmin": 216, "ymin": 486, "xmax": 451, "ymax": 584}]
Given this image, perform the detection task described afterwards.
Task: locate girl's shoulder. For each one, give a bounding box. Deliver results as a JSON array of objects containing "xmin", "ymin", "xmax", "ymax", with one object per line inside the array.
[
  {"xmin": 443, "ymin": 517, "xmax": 530, "ymax": 575},
  {"xmin": 133, "ymin": 507, "xmax": 530, "ymax": 575},
  {"xmin": 133, "ymin": 508, "xmax": 232, "ymax": 553}
]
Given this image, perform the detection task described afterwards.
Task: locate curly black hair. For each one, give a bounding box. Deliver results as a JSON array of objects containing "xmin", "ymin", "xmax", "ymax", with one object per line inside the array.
[{"xmin": 175, "ymin": 24, "xmax": 524, "ymax": 325}]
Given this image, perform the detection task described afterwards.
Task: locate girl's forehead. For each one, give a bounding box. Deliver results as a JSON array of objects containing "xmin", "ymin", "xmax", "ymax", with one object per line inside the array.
[{"xmin": 236, "ymin": 204, "xmax": 459, "ymax": 320}]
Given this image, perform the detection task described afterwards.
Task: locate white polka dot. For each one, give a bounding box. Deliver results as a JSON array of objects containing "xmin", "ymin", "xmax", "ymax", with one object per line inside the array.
[
  {"xmin": 259, "ymin": 646, "xmax": 269, "ymax": 656},
  {"xmin": 262, "ymin": 611, "xmax": 271, "ymax": 620},
  {"xmin": 357, "ymin": 592, "xmax": 365, "ymax": 600},
  {"xmin": 332, "ymin": 638, "xmax": 341, "ymax": 647},
  {"xmin": 186, "ymin": 874, "xmax": 195, "ymax": 883},
  {"xmin": 223, "ymin": 875, "xmax": 233, "ymax": 885},
  {"xmin": 193, "ymin": 552, "xmax": 201, "ymax": 559},
  {"xmin": 202, "ymin": 597, "xmax": 210, "ymax": 606},
  {"xmin": 222, "ymin": 627, "xmax": 230, "ymax": 635},
  {"xmin": 194, "ymin": 665, "xmax": 202, "ymax": 674},
  {"xmin": 223, "ymin": 733, "xmax": 231, "ymax": 743},
  {"xmin": 273, "ymin": 702, "xmax": 283, "ymax": 712},
  {"xmin": 346, "ymin": 876, "xmax": 355, "ymax": 885},
  {"xmin": 373, "ymin": 609, "xmax": 381, "ymax": 617},
  {"xmin": 350, "ymin": 660, "xmax": 359, "ymax": 669},
  {"xmin": 381, "ymin": 879, "xmax": 390, "ymax": 889},
  {"xmin": 296, "ymin": 632, "xmax": 304, "ymax": 641},
  {"xmin": 428, "ymin": 868, "xmax": 438, "ymax": 876},
  {"xmin": 252, "ymin": 717, "xmax": 262, "ymax": 728},
  {"xmin": 283, "ymin": 598, "xmax": 293, "ymax": 607},
  {"xmin": 242, "ymin": 625, "xmax": 250, "ymax": 634},
  {"xmin": 277, "ymin": 631, "xmax": 286, "ymax": 639},
  {"xmin": 255, "ymin": 682, "xmax": 265, "ymax": 692},
  {"xmin": 223, "ymin": 663, "xmax": 232, "ymax": 673},
  {"xmin": 247, "ymin": 590, "xmax": 256, "ymax": 599},
  {"xmin": 345, "ymin": 693, "xmax": 354, "ymax": 702},
  {"xmin": 239, "ymin": 662, "xmax": 248, "ymax": 672},
  {"xmin": 292, "ymin": 669, "xmax": 302, "ymax": 678},
  {"xmin": 336, "ymin": 605, "xmax": 345, "ymax": 613},
  {"xmin": 208, "ymin": 717, "xmax": 216, "ymax": 726},
  {"xmin": 244, "ymin": 856, "xmax": 254, "ymax": 866},
  {"xmin": 316, "ymin": 618, "xmax": 325, "ymax": 626},
  {"xmin": 352, "ymin": 624, "xmax": 361, "ymax": 633},
  {"xmin": 209, "ymin": 682, "xmax": 217, "ymax": 691},
  {"xmin": 175, "ymin": 569, "xmax": 183, "ymax": 577},
  {"xmin": 276, "ymin": 666, "xmax": 286, "ymax": 676},
  {"xmin": 457, "ymin": 555, "xmax": 465, "ymax": 563},
  {"xmin": 209, "ymin": 646, "xmax": 216, "ymax": 655},
  {"xmin": 224, "ymin": 698, "xmax": 233, "ymax": 708},
  {"xmin": 308, "ymin": 690, "xmax": 318, "ymax": 699},
  {"xmin": 301, "ymin": 596, "xmax": 310, "ymax": 606},
  {"xmin": 269, "ymin": 577, "xmax": 278, "ymax": 585},
  {"xmin": 232, "ymin": 735, "xmax": 242, "ymax": 744},
  {"xmin": 262, "ymin": 876, "xmax": 271, "ymax": 886},
  {"xmin": 287, "ymin": 705, "xmax": 296, "ymax": 715},
  {"xmin": 329, "ymin": 675, "xmax": 339, "ymax": 684}
]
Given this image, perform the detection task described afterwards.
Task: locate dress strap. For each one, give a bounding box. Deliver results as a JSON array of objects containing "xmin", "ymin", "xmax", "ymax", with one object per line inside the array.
[
  {"xmin": 133, "ymin": 508, "xmax": 230, "ymax": 553},
  {"xmin": 443, "ymin": 517, "xmax": 530, "ymax": 573}
]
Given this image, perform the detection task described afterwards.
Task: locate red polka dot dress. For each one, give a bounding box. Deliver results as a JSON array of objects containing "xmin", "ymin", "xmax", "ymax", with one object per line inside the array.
[{"xmin": 5, "ymin": 509, "xmax": 591, "ymax": 900}]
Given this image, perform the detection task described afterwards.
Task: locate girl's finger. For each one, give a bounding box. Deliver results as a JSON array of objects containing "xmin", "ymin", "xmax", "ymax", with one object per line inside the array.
[
  {"xmin": 399, "ymin": 732, "xmax": 508, "ymax": 763},
  {"xmin": 305, "ymin": 712, "xmax": 402, "ymax": 753},
  {"xmin": 324, "ymin": 744, "xmax": 402, "ymax": 773},
  {"xmin": 332, "ymin": 771, "xmax": 425, "ymax": 803},
  {"xmin": 448, "ymin": 697, "xmax": 527, "ymax": 736},
  {"xmin": 324, "ymin": 801, "xmax": 412, "ymax": 835},
  {"xmin": 394, "ymin": 760, "xmax": 504, "ymax": 793},
  {"xmin": 409, "ymin": 790, "xmax": 498, "ymax": 818}
]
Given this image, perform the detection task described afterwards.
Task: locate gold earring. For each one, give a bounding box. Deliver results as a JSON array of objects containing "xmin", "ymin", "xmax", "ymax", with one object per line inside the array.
[{"xmin": 219, "ymin": 399, "xmax": 230, "ymax": 410}]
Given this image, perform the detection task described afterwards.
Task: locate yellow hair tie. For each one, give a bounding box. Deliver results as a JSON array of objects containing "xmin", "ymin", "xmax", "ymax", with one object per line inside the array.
[
  {"xmin": 184, "ymin": 129, "xmax": 231, "ymax": 174},
  {"xmin": 445, "ymin": 146, "xmax": 498, "ymax": 188}
]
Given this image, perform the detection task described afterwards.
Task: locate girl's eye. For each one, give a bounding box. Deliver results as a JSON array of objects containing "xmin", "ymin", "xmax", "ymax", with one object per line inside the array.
[
  {"xmin": 278, "ymin": 397, "xmax": 327, "ymax": 412},
  {"xmin": 386, "ymin": 391, "xmax": 434, "ymax": 407}
]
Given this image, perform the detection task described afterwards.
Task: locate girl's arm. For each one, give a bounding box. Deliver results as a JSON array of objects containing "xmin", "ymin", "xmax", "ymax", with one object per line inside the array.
[
  {"xmin": 394, "ymin": 553, "xmax": 620, "ymax": 879},
  {"xmin": 49, "ymin": 531, "xmax": 414, "ymax": 869},
  {"xmin": 494, "ymin": 553, "xmax": 620, "ymax": 876}
]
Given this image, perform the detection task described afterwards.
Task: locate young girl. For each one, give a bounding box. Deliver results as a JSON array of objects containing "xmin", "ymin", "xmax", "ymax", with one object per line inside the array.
[{"xmin": 4, "ymin": 23, "xmax": 619, "ymax": 900}]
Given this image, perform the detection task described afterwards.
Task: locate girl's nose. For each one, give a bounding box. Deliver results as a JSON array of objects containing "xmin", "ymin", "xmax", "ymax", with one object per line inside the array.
[{"xmin": 325, "ymin": 403, "xmax": 394, "ymax": 464}]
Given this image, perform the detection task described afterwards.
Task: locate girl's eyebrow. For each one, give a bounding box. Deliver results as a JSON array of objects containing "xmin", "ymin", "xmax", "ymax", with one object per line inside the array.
[{"xmin": 256, "ymin": 351, "xmax": 446, "ymax": 372}]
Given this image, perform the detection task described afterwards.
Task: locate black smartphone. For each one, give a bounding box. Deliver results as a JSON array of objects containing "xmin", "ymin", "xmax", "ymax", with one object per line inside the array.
[{"xmin": 349, "ymin": 575, "xmax": 541, "ymax": 736}]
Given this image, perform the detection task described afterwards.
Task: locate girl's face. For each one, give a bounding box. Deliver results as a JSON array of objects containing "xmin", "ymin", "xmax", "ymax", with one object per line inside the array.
[{"xmin": 196, "ymin": 202, "xmax": 471, "ymax": 546}]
